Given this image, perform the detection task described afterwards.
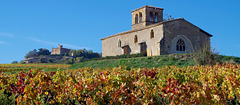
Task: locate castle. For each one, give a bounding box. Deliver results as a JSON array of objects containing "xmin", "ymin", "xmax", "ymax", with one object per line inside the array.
[
  {"xmin": 51, "ymin": 44, "xmax": 71, "ymax": 55},
  {"xmin": 24, "ymin": 45, "xmax": 72, "ymax": 63},
  {"xmin": 101, "ymin": 5, "xmax": 212, "ymax": 57}
]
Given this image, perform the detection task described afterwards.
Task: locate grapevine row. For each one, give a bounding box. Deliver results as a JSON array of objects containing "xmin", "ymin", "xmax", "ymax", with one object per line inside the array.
[{"xmin": 0, "ymin": 63, "xmax": 240, "ymax": 104}]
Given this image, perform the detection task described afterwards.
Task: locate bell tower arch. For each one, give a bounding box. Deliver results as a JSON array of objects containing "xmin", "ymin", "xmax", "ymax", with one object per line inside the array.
[{"xmin": 131, "ymin": 5, "xmax": 163, "ymax": 30}]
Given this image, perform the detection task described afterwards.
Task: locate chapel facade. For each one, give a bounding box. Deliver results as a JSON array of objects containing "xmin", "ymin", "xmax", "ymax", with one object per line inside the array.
[{"xmin": 101, "ymin": 5, "xmax": 212, "ymax": 57}]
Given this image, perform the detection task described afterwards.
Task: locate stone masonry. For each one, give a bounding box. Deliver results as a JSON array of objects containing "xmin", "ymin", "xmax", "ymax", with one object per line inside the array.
[
  {"xmin": 101, "ymin": 5, "xmax": 212, "ymax": 57},
  {"xmin": 51, "ymin": 44, "xmax": 71, "ymax": 55}
]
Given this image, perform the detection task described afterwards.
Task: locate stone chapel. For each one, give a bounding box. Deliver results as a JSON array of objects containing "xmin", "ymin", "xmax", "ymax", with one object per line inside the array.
[{"xmin": 101, "ymin": 5, "xmax": 212, "ymax": 57}]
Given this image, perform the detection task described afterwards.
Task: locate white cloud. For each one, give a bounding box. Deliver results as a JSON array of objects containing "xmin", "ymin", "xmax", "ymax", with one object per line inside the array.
[
  {"xmin": 61, "ymin": 43, "xmax": 88, "ymax": 50},
  {"xmin": 0, "ymin": 32, "xmax": 14, "ymax": 37},
  {"xmin": 27, "ymin": 37, "xmax": 57, "ymax": 45},
  {"xmin": 27, "ymin": 37, "xmax": 88, "ymax": 49},
  {"xmin": 0, "ymin": 40, "xmax": 6, "ymax": 44}
]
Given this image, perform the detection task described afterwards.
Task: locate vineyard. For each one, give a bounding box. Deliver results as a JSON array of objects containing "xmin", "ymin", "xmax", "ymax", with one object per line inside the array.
[
  {"xmin": 0, "ymin": 64, "xmax": 70, "ymax": 73},
  {"xmin": 0, "ymin": 64, "xmax": 70, "ymax": 68},
  {"xmin": 0, "ymin": 63, "xmax": 240, "ymax": 104}
]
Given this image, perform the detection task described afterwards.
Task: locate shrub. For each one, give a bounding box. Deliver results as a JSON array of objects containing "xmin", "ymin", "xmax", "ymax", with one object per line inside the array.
[
  {"xmin": 192, "ymin": 43, "xmax": 218, "ymax": 66},
  {"xmin": 147, "ymin": 57, "xmax": 152, "ymax": 59},
  {"xmin": 170, "ymin": 57, "xmax": 176, "ymax": 61},
  {"xmin": 95, "ymin": 52, "xmax": 147, "ymax": 60},
  {"xmin": 0, "ymin": 90, "xmax": 15, "ymax": 104},
  {"xmin": 11, "ymin": 61, "xmax": 18, "ymax": 64}
]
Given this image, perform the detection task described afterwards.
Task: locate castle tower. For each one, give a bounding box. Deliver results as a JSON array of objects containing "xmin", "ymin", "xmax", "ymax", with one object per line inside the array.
[
  {"xmin": 58, "ymin": 44, "xmax": 63, "ymax": 48},
  {"xmin": 131, "ymin": 5, "xmax": 163, "ymax": 30}
]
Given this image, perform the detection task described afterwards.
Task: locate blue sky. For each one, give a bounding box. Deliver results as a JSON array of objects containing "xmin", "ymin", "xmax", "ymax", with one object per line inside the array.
[{"xmin": 0, "ymin": 0, "xmax": 240, "ymax": 63}]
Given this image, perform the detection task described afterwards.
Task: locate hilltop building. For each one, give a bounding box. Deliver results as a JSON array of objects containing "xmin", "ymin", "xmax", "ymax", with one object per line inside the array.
[
  {"xmin": 23, "ymin": 45, "xmax": 74, "ymax": 63},
  {"xmin": 51, "ymin": 44, "xmax": 71, "ymax": 55},
  {"xmin": 101, "ymin": 5, "xmax": 212, "ymax": 57}
]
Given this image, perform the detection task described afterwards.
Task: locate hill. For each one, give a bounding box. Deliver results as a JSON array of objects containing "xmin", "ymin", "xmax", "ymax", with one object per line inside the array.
[{"xmin": 69, "ymin": 54, "xmax": 240, "ymax": 69}]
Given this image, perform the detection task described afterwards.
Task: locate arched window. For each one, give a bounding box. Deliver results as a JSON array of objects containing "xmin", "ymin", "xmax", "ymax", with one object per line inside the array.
[
  {"xmin": 139, "ymin": 12, "xmax": 142, "ymax": 23},
  {"xmin": 176, "ymin": 39, "xmax": 185, "ymax": 51},
  {"xmin": 118, "ymin": 40, "xmax": 121, "ymax": 47},
  {"xmin": 150, "ymin": 12, "xmax": 153, "ymax": 22},
  {"xmin": 134, "ymin": 35, "xmax": 138, "ymax": 43},
  {"xmin": 154, "ymin": 13, "xmax": 158, "ymax": 22},
  {"xmin": 150, "ymin": 30, "xmax": 154, "ymax": 39},
  {"xmin": 135, "ymin": 14, "xmax": 139, "ymax": 24}
]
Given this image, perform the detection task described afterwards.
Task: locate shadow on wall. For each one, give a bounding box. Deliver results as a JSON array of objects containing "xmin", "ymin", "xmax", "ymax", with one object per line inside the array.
[{"xmin": 170, "ymin": 35, "xmax": 193, "ymax": 54}]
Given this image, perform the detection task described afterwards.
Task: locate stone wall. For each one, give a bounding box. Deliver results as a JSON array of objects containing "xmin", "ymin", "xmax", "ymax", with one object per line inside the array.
[
  {"xmin": 102, "ymin": 5, "xmax": 212, "ymax": 57},
  {"xmin": 131, "ymin": 5, "xmax": 163, "ymax": 30},
  {"xmin": 102, "ymin": 19, "xmax": 211, "ymax": 57},
  {"xmin": 162, "ymin": 19, "xmax": 211, "ymax": 54},
  {"xmin": 102, "ymin": 24, "xmax": 164, "ymax": 57},
  {"xmin": 51, "ymin": 45, "xmax": 71, "ymax": 55},
  {"xmin": 51, "ymin": 48, "xmax": 61, "ymax": 55}
]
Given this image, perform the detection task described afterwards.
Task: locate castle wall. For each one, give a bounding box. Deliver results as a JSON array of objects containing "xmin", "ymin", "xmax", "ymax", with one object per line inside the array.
[
  {"xmin": 51, "ymin": 48, "xmax": 61, "ymax": 55},
  {"xmin": 102, "ymin": 24, "xmax": 164, "ymax": 57},
  {"xmin": 51, "ymin": 47, "xmax": 71, "ymax": 55},
  {"xmin": 60, "ymin": 48, "xmax": 71, "ymax": 55}
]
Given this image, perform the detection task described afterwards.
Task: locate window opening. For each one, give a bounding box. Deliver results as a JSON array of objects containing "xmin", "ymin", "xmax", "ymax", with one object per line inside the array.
[
  {"xmin": 134, "ymin": 35, "xmax": 138, "ymax": 43},
  {"xmin": 135, "ymin": 14, "xmax": 139, "ymax": 24},
  {"xmin": 150, "ymin": 12, "xmax": 153, "ymax": 22},
  {"xmin": 139, "ymin": 12, "xmax": 142, "ymax": 23},
  {"xmin": 150, "ymin": 30, "xmax": 154, "ymax": 39},
  {"xmin": 118, "ymin": 40, "xmax": 121, "ymax": 47},
  {"xmin": 154, "ymin": 13, "xmax": 158, "ymax": 22},
  {"xmin": 176, "ymin": 39, "xmax": 185, "ymax": 51}
]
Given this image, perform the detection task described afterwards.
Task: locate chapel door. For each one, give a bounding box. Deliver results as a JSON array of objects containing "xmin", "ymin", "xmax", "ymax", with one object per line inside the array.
[
  {"xmin": 140, "ymin": 42, "xmax": 147, "ymax": 53},
  {"xmin": 123, "ymin": 45, "xmax": 130, "ymax": 55}
]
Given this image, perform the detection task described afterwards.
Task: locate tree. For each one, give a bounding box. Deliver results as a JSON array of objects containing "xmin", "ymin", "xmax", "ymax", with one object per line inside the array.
[
  {"xmin": 11, "ymin": 61, "xmax": 18, "ymax": 64},
  {"xmin": 25, "ymin": 49, "xmax": 37, "ymax": 58},
  {"xmin": 37, "ymin": 48, "xmax": 50, "ymax": 56},
  {"xmin": 69, "ymin": 49, "xmax": 100, "ymax": 59},
  {"xmin": 88, "ymin": 50, "xmax": 93, "ymax": 54}
]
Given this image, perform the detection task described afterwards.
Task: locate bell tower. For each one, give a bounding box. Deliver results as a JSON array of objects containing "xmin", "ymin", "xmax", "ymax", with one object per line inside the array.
[{"xmin": 131, "ymin": 5, "xmax": 163, "ymax": 30}]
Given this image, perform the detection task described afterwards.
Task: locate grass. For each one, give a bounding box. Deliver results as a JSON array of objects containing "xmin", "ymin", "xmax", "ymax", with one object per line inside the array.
[
  {"xmin": 69, "ymin": 54, "xmax": 196, "ymax": 69},
  {"xmin": 217, "ymin": 55, "xmax": 240, "ymax": 64},
  {"xmin": 70, "ymin": 54, "xmax": 240, "ymax": 70},
  {"xmin": 1, "ymin": 54, "xmax": 240, "ymax": 72}
]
